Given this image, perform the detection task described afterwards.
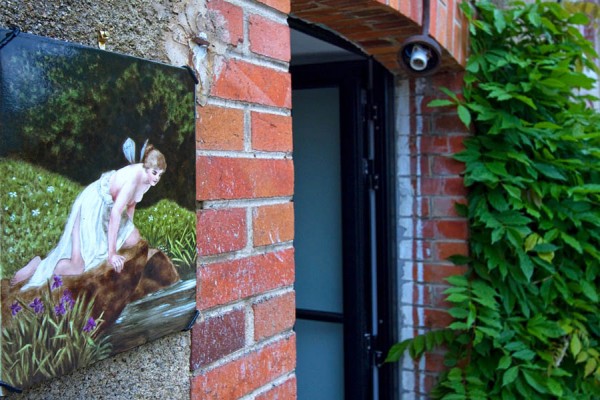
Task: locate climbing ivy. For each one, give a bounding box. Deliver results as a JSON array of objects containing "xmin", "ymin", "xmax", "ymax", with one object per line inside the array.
[{"xmin": 387, "ymin": 1, "xmax": 600, "ymax": 398}]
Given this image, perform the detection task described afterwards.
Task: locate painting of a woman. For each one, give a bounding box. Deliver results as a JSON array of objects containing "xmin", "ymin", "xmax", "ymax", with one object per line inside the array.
[{"xmin": 11, "ymin": 142, "xmax": 167, "ymax": 290}]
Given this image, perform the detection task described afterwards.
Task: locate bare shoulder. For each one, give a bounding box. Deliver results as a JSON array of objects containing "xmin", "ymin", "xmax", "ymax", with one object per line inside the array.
[{"xmin": 112, "ymin": 164, "xmax": 143, "ymax": 190}]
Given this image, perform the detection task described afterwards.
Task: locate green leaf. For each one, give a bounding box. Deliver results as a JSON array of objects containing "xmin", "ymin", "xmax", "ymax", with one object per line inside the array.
[
  {"xmin": 533, "ymin": 163, "xmax": 566, "ymax": 181},
  {"xmin": 503, "ymin": 366, "xmax": 519, "ymax": 386},
  {"xmin": 428, "ymin": 99, "xmax": 456, "ymax": 107},
  {"xmin": 457, "ymin": 105, "xmax": 471, "ymax": 128},
  {"xmin": 560, "ymin": 232, "xmax": 583, "ymax": 254},
  {"xmin": 447, "ymin": 254, "xmax": 470, "ymax": 265},
  {"xmin": 546, "ymin": 379, "xmax": 563, "ymax": 397},
  {"xmin": 568, "ymin": 12, "xmax": 589, "ymax": 25},
  {"xmin": 493, "ymin": 9, "xmax": 507, "ymax": 32},
  {"xmin": 570, "ymin": 334, "xmax": 582, "ymax": 357},
  {"xmin": 512, "ymin": 349, "xmax": 536, "ymax": 361},
  {"xmin": 385, "ymin": 339, "xmax": 411, "ymax": 362},
  {"xmin": 498, "ymin": 355, "xmax": 512, "ymax": 369},
  {"xmin": 580, "ymin": 280, "xmax": 598, "ymax": 302},
  {"xmin": 522, "ymin": 370, "xmax": 548, "ymax": 394},
  {"xmin": 532, "ymin": 243, "xmax": 559, "ymax": 253},
  {"xmin": 584, "ymin": 358, "xmax": 597, "ymax": 377}
]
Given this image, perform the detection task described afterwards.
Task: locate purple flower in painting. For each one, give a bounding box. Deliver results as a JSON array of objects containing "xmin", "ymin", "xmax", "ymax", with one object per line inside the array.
[
  {"xmin": 29, "ymin": 298, "xmax": 44, "ymax": 314},
  {"xmin": 54, "ymin": 302, "xmax": 67, "ymax": 317},
  {"xmin": 51, "ymin": 274, "xmax": 63, "ymax": 290},
  {"xmin": 10, "ymin": 301, "xmax": 22, "ymax": 316},
  {"xmin": 83, "ymin": 317, "xmax": 97, "ymax": 333},
  {"xmin": 61, "ymin": 289, "xmax": 75, "ymax": 309}
]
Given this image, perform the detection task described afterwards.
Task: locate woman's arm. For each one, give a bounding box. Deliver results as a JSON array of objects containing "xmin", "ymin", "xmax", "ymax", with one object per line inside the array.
[{"xmin": 127, "ymin": 202, "xmax": 136, "ymax": 221}]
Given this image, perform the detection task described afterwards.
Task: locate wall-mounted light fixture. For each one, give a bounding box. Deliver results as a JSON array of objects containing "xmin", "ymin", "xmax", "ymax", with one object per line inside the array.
[
  {"xmin": 398, "ymin": 34, "xmax": 442, "ymax": 75},
  {"xmin": 397, "ymin": 0, "xmax": 442, "ymax": 75}
]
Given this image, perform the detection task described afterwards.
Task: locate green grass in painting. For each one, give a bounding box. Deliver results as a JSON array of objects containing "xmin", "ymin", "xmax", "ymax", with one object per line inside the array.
[
  {"xmin": 2, "ymin": 279, "xmax": 111, "ymax": 388},
  {"xmin": 1, "ymin": 158, "xmax": 81, "ymax": 278},
  {"xmin": 0, "ymin": 158, "xmax": 196, "ymax": 278},
  {"xmin": 134, "ymin": 199, "xmax": 197, "ymax": 273}
]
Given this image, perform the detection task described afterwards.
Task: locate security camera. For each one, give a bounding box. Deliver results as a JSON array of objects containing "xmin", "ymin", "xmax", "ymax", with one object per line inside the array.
[{"xmin": 398, "ymin": 35, "xmax": 442, "ymax": 75}]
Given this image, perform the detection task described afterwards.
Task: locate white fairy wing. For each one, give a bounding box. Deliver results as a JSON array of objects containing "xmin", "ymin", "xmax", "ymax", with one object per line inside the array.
[
  {"xmin": 139, "ymin": 139, "xmax": 149, "ymax": 162},
  {"xmin": 122, "ymin": 137, "xmax": 136, "ymax": 164}
]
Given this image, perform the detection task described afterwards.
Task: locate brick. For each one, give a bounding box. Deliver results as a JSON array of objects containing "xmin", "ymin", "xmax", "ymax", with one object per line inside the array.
[
  {"xmin": 448, "ymin": 135, "xmax": 467, "ymax": 153},
  {"xmin": 256, "ymin": 0, "xmax": 290, "ymax": 13},
  {"xmin": 249, "ymin": 14, "xmax": 291, "ymax": 61},
  {"xmin": 435, "ymin": 219, "xmax": 469, "ymax": 240},
  {"xmin": 197, "ymin": 157, "xmax": 294, "ymax": 201},
  {"xmin": 197, "ymin": 105, "xmax": 244, "ymax": 151},
  {"xmin": 431, "ymin": 196, "xmax": 467, "ymax": 217},
  {"xmin": 197, "ymin": 208, "xmax": 247, "ymax": 256},
  {"xmin": 191, "ymin": 335, "xmax": 296, "ymax": 399},
  {"xmin": 252, "ymin": 203, "xmax": 294, "ymax": 246},
  {"xmin": 432, "ymin": 113, "xmax": 469, "ymax": 135},
  {"xmin": 429, "ymin": 73, "xmax": 465, "ymax": 95},
  {"xmin": 431, "ymin": 155, "xmax": 464, "ymax": 175},
  {"xmin": 419, "ymin": 136, "xmax": 449, "ymax": 154},
  {"xmin": 251, "ymin": 112, "xmax": 293, "ymax": 152},
  {"xmin": 211, "ymin": 59, "xmax": 292, "ymax": 108},
  {"xmin": 420, "ymin": 177, "xmax": 467, "ymax": 196},
  {"xmin": 253, "ymin": 291, "xmax": 295, "ymax": 341},
  {"xmin": 425, "ymin": 352, "xmax": 446, "ymax": 373},
  {"xmin": 198, "ymin": 248, "xmax": 295, "ymax": 309},
  {"xmin": 422, "ymin": 264, "xmax": 469, "ymax": 284},
  {"xmin": 255, "ymin": 376, "xmax": 297, "ymax": 400},
  {"xmin": 191, "ymin": 308, "xmax": 245, "ymax": 368},
  {"xmin": 430, "ymin": 285, "xmax": 452, "ymax": 308},
  {"xmin": 424, "ymin": 308, "xmax": 453, "ymax": 329},
  {"xmin": 207, "ymin": 0, "xmax": 243, "ymax": 46},
  {"xmin": 434, "ymin": 240, "xmax": 469, "ymax": 262}
]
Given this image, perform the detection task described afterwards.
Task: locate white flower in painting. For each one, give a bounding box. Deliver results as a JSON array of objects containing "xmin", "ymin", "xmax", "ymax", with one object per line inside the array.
[
  {"xmin": 32, "ymin": 209, "xmax": 40, "ymax": 217},
  {"xmin": 11, "ymin": 176, "xmax": 16, "ymax": 180},
  {"xmin": 10, "ymin": 214, "xmax": 16, "ymax": 221},
  {"xmin": 47, "ymin": 186, "xmax": 55, "ymax": 193},
  {"xmin": 148, "ymin": 215, "xmax": 154, "ymax": 222},
  {"xmin": 8, "ymin": 192, "xmax": 17, "ymax": 198}
]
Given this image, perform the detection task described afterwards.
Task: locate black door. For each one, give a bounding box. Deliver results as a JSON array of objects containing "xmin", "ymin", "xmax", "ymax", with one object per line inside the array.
[{"xmin": 292, "ymin": 53, "xmax": 397, "ymax": 400}]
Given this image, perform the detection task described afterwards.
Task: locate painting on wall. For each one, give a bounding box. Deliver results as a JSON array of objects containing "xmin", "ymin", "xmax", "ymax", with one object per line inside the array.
[{"xmin": 0, "ymin": 28, "xmax": 197, "ymax": 393}]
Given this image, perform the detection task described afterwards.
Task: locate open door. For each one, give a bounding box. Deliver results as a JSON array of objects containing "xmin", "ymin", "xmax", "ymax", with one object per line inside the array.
[{"xmin": 291, "ymin": 21, "xmax": 398, "ymax": 399}]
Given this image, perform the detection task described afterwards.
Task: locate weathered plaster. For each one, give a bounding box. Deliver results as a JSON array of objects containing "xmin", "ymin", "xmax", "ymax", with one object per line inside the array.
[{"xmin": 165, "ymin": 1, "xmax": 229, "ymax": 105}]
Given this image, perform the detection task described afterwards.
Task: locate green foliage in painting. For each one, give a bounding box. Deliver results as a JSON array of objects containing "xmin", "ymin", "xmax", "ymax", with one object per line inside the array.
[
  {"xmin": 1, "ymin": 38, "xmax": 196, "ymax": 208},
  {"xmin": 2, "ymin": 280, "xmax": 111, "ymax": 388},
  {"xmin": 387, "ymin": 1, "xmax": 600, "ymax": 398},
  {"xmin": 0, "ymin": 159, "xmax": 196, "ymax": 278}
]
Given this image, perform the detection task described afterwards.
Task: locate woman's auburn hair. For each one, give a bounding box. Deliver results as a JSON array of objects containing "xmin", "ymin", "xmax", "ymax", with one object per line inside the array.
[{"xmin": 142, "ymin": 144, "xmax": 167, "ymax": 170}]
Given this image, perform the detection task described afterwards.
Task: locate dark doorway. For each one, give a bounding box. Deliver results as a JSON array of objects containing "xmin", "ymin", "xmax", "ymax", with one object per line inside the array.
[{"xmin": 291, "ymin": 19, "xmax": 398, "ymax": 400}]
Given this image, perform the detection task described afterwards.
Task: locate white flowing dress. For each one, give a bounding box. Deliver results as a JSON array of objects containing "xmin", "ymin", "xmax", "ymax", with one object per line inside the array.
[{"xmin": 21, "ymin": 171, "xmax": 135, "ymax": 290}]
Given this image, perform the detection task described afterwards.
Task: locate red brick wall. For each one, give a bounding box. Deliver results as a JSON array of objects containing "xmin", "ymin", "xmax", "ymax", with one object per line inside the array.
[
  {"xmin": 395, "ymin": 75, "xmax": 469, "ymax": 398},
  {"xmin": 191, "ymin": 0, "xmax": 296, "ymax": 398}
]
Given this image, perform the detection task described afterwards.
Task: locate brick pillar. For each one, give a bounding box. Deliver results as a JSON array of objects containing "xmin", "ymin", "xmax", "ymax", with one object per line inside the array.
[
  {"xmin": 190, "ymin": 1, "xmax": 296, "ymax": 399},
  {"xmin": 396, "ymin": 73, "xmax": 470, "ymax": 398}
]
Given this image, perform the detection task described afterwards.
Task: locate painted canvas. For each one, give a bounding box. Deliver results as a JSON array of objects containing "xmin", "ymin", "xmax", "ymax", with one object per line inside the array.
[{"xmin": 0, "ymin": 29, "xmax": 197, "ymax": 393}]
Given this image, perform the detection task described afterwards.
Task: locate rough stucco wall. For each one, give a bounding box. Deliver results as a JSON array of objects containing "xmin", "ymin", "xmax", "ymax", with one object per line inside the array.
[
  {"xmin": 0, "ymin": 1, "xmax": 193, "ymax": 398},
  {"xmin": 0, "ymin": 0, "xmax": 173, "ymax": 63}
]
